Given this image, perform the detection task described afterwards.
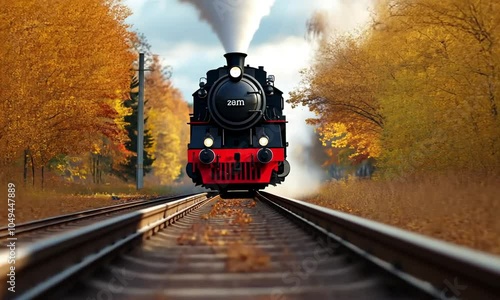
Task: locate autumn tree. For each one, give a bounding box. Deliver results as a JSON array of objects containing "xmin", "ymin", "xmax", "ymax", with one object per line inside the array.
[
  {"xmin": 294, "ymin": 0, "xmax": 500, "ymax": 176},
  {"xmin": 145, "ymin": 55, "xmax": 190, "ymax": 184},
  {"xmin": 0, "ymin": 0, "xmax": 135, "ymax": 184},
  {"xmin": 289, "ymin": 33, "xmax": 384, "ymax": 161},
  {"xmin": 373, "ymin": 0, "xmax": 500, "ymax": 174}
]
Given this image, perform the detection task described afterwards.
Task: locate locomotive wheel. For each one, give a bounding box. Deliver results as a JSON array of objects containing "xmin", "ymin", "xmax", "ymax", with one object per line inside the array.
[{"xmin": 278, "ymin": 160, "xmax": 290, "ymax": 178}]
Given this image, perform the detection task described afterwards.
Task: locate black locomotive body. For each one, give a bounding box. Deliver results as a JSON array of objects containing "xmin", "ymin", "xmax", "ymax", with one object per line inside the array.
[{"xmin": 186, "ymin": 52, "xmax": 289, "ymax": 192}]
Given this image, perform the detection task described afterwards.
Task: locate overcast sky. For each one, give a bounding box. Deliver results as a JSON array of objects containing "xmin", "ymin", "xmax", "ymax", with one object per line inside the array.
[{"xmin": 123, "ymin": 0, "xmax": 374, "ymax": 196}]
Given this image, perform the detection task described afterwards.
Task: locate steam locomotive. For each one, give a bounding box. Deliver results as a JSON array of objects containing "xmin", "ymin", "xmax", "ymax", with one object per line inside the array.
[{"xmin": 186, "ymin": 52, "xmax": 290, "ymax": 192}]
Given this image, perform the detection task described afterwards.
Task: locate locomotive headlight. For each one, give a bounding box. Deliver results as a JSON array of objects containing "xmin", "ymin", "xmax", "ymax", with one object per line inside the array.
[
  {"xmin": 229, "ymin": 66, "xmax": 242, "ymax": 79},
  {"xmin": 258, "ymin": 136, "xmax": 269, "ymax": 147},
  {"xmin": 203, "ymin": 136, "xmax": 214, "ymax": 148}
]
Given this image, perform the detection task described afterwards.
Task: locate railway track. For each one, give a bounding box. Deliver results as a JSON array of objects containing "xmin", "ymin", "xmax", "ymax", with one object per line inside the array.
[
  {"xmin": 0, "ymin": 193, "xmax": 201, "ymax": 244},
  {"xmin": 1, "ymin": 192, "xmax": 499, "ymax": 299}
]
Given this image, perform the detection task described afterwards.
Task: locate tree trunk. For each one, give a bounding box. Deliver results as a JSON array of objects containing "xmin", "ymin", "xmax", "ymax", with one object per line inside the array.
[
  {"xmin": 91, "ymin": 155, "xmax": 95, "ymax": 183},
  {"xmin": 96, "ymin": 155, "xmax": 100, "ymax": 184},
  {"xmin": 93, "ymin": 155, "xmax": 97, "ymax": 183},
  {"xmin": 41, "ymin": 165, "xmax": 45, "ymax": 190},
  {"xmin": 30, "ymin": 154, "xmax": 35, "ymax": 187},
  {"xmin": 23, "ymin": 149, "xmax": 29, "ymax": 187},
  {"xmin": 99, "ymin": 155, "xmax": 103, "ymax": 184}
]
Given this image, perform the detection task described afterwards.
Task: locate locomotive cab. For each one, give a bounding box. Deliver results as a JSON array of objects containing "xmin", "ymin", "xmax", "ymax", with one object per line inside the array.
[{"xmin": 187, "ymin": 53, "xmax": 290, "ymax": 192}]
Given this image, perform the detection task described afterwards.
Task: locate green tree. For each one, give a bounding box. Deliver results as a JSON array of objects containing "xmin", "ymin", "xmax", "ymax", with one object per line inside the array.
[{"xmin": 117, "ymin": 78, "xmax": 155, "ymax": 181}]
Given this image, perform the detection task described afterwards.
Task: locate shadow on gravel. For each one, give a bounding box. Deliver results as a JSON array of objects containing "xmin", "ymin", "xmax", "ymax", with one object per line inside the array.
[{"xmin": 219, "ymin": 190, "xmax": 256, "ymax": 199}]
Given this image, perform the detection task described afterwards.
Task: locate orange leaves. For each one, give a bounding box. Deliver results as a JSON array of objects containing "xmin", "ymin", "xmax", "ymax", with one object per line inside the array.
[
  {"xmin": 209, "ymin": 198, "xmax": 242, "ymax": 215},
  {"xmin": 226, "ymin": 242, "xmax": 270, "ymax": 272},
  {"xmin": 208, "ymin": 199, "xmax": 254, "ymax": 224},
  {"xmin": 0, "ymin": 0, "xmax": 135, "ymax": 164},
  {"xmin": 229, "ymin": 212, "xmax": 253, "ymax": 226},
  {"xmin": 177, "ymin": 198, "xmax": 271, "ymax": 272},
  {"xmin": 179, "ymin": 199, "xmax": 257, "ymax": 247},
  {"xmin": 176, "ymin": 224, "xmax": 203, "ymax": 246},
  {"xmin": 246, "ymin": 200, "xmax": 257, "ymax": 208}
]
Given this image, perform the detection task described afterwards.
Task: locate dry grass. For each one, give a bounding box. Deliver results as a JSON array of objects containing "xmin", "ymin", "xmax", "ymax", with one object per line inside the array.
[
  {"xmin": 0, "ymin": 180, "xmax": 179, "ymax": 227},
  {"xmin": 0, "ymin": 189, "xmax": 159, "ymax": 226},
  {"xmin": 306, "ymin": 174, "xmax": 500, "ymax": 255}
]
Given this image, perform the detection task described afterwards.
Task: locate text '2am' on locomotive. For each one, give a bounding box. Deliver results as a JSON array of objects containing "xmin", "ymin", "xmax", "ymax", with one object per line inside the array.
[{"xmin": 186, "ymin": 52, "xmax": 290, "ymax": 193}]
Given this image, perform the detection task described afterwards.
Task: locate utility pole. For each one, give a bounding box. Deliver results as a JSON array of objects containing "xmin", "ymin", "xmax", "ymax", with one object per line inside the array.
[{"xmin": 137, "ymin": 53, "xmax": 145, "ymax": 190}]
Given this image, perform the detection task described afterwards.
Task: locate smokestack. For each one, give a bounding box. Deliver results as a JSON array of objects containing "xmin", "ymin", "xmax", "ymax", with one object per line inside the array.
[{"xmin": 224, "ymin": 52, "xmax": 247, "ymax": 70}]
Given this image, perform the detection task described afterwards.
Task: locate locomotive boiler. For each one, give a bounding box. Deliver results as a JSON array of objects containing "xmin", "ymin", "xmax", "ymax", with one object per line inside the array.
[{"xmin": 186, "ymin": 52, "xmax": 290, "ymax": 193}]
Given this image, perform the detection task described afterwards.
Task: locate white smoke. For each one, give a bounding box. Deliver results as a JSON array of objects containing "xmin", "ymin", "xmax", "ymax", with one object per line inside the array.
[
  {"xmin": 174, "ymin": 0, "xmax": 374, "ymax": 198},
  {"xmin": 179, "ymin": 0, "xmax": 275, "ymax": 53},
  {"xmin": 241, "ymin": 37, "xmax": 325, "ymax": 198},
  {"xmin": 265, "ymin": 0, "xmax": 374, "ymax": 198}
]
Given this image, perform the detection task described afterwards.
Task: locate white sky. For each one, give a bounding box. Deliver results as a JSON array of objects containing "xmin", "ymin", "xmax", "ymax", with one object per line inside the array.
[{"xmin": 123, "ymin": 0, "xmax": 374, "ymax": 196}]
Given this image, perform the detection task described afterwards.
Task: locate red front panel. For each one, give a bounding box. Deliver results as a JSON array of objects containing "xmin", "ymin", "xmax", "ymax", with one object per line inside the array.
[{"xmin": 188, "ymin": 148, "xmax": 285, "ymax": 184}]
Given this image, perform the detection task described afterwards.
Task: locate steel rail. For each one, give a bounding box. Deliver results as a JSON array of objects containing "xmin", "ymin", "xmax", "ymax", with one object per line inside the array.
[
  {"xmin": 0, "ymin": 193, "xmax": 209, "ymax": 300},
  {"xmin": 60, "ymin": 194, "xmax": 432, "ymax": 299},
  {"xmin": 257, "ymin": 191, "xmax": 500, "ymax": 299},
  {"xmin": 0, "ymin": 193, "xmax": 198, "ymax": 239}
]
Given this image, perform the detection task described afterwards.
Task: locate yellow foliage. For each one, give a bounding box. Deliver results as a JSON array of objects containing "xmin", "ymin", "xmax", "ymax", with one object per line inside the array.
[
  {"xmin": 289, "ymin": 34, "xmax": 384, "ymax": 161},
  {"xmin": 294, "ymin": 0, "xmax": 500, "ymax": 174},
  {"xmin": 0, "ymin": 0, "xmax": 135, "ymax": 167},
  {"xmin": 145, "ymin": 55, "xmax": 190, "ymax": 184},
  {"xmin": 374, "ymin": 0, "xmax": 500, "ymax": 174}
]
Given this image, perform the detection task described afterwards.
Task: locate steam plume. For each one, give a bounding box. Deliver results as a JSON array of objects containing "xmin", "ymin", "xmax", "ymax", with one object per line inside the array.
[
  {"xmin": 306, "ymin": 10, "xmax": 330, "ymax": 40},
  {"xmin": 179, "ymin": 0, "xmax": 275, "ymax": 53}
]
